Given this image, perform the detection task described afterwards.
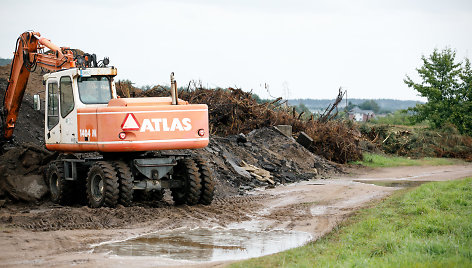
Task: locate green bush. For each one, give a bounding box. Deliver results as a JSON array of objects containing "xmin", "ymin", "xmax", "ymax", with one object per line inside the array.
[{"xmin": 372, "ymin": 110, "xmax": 416, "ymax": 125}]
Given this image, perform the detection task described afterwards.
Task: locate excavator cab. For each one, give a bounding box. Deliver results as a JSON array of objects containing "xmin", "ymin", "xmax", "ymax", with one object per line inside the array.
[{"xmin": 42, "ymin": 67, "xmax": 118, "ymax": 146}]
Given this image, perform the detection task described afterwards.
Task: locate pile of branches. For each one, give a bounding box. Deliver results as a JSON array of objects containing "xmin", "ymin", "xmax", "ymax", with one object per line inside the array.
[
  {"xmin": 304, "ymin": 121, "xmax": 363, "ymax": 164},
  {"xmin": 119, "ymin": 83, "xmax": 362, "ymax": 163},
  {"xmin": 318, "ymin": 87, "xmax": 345, "ymax": 123},
  {"xmin": 134, "ymin": 85, "xmax": 308, "ymax": 136},
  {"xmin": 360, "ymin": 124, "xmax": 472, "ymax": 161}
]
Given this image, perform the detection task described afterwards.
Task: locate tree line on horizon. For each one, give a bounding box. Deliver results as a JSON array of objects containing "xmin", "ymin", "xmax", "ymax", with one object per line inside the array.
[{"xmin": 287, "ymin": 98, "xmax": 422, "ymax": 114}]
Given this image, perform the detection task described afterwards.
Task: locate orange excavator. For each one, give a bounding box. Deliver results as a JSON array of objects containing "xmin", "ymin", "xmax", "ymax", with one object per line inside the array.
[{"xmin": 2, "ymin": 31, "xmax": 215, "ymax": 207}]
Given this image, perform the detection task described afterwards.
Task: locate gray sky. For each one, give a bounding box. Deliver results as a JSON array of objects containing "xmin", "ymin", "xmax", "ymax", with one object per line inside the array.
[{"xmin": 1, "ymin": 0, "xmax": 471, "ymax": 100}]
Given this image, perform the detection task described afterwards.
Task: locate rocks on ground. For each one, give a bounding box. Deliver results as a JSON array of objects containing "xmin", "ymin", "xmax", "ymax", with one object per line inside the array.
[{"xmin": 0, "ymin": 144, "xmax": 53, "ymax": 203}]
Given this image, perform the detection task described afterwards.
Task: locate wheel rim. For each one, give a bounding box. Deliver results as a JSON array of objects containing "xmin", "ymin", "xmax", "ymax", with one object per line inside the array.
[
  {"xmin": 50, "ymin": 172, "xmax": 59, "ymax": 197},
  {"xmin": 91, "ymin": 174, "xmax": 104, "ymax": 202}
]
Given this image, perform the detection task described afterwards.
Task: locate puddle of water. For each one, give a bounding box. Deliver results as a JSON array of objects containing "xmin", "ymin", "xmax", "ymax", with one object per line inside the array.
[
  {"xmin": 354, "ymin": 180, "xmax": 432, "ymax": 188},
  {"xmin": 310, "ymin": 205, "xmax": 328, "ymax": 216},
  {"xmin": 93, "ymin": 228, "xmax": 312, "ymax": 262}
]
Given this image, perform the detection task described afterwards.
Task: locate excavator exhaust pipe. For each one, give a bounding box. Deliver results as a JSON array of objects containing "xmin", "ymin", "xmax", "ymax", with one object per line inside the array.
[{"xmin": 170, "ymin": 72, "xmax": 178, "ymax": 105}]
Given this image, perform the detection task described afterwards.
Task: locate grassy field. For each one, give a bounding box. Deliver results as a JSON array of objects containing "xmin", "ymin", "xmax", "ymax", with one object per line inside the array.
[
  {"xmin": 352, "ymin": 153, "xmax": 462, "ymax": 168},
  {"xmin": 232, "ymin": 178, "xmax": 472, "ymax": 267}
]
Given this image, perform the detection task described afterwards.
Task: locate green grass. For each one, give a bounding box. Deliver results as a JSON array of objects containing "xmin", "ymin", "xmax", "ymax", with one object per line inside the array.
[
  {"xmin": 232, "ymin": 178, "xmax": 472, "ymax": 267},
  {"xmin": 352, "ymin": 153, "xmax": 461, "ymax": 168}
]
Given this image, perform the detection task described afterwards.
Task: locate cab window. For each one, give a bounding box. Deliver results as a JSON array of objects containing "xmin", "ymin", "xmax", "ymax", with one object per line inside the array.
[
  {"xmin": 60, "ymin": 76, "xmax": 74, "ymax": 117},
  {"xmin": 78, "ymin": 76, "xmax": 112, "ymax": 104},
  {"xmin": 47, "ymin": 82, "xmax": 59, "ymax": 130}
]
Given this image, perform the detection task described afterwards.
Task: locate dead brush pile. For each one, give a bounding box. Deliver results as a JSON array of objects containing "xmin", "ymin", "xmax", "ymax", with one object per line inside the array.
[
  {"xmin": 304, "ymin": 121, "xmax": 362, "ymax": 164},
  {"xmin": 126, "ymin": 85, "xmax": 362, "ymax": 164},
  {"xmin": 360, "ymin": 123, "xmax": 472, "ymax": 161}
]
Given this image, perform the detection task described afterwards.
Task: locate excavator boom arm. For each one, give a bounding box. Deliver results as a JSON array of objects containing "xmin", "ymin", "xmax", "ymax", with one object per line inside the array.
[{"xmin": 2, "ymin": 31, "xmax": 76, "ymax": 140}]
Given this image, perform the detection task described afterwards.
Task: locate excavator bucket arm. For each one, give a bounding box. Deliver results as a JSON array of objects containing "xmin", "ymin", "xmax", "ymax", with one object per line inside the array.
[
  {"xmin": 2, "ymin": 32, "xmax": 40, "ymax": 140},
  {"xmin": 1, "ymin": 31, "xmax": 76, "ymax": 140}
]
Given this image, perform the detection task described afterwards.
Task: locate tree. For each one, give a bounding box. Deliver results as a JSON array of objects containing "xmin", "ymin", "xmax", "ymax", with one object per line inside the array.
[
  {"xmin": 295, "ymin": 103, "xmax": 312, "ymax": 119},
  {"xmin": 358, "ymin": 100, "xmax": 380, "ymax": 113},
  {"xmin": 404, "ymin": 48, "xmax": 472, "ymax": 136},
  {"xmin": 251, "ymin": 93, "xmax": 262, "ymax": 103},
  {"xmin": 345, "ymin": 101, "xmax": 357, "ymax": 112}
]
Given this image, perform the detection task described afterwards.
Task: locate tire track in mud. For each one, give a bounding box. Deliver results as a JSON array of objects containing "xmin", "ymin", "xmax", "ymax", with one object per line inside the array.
[{"xmin": 0, "ymin": 195, "xmax": 271, "ymax": 232}]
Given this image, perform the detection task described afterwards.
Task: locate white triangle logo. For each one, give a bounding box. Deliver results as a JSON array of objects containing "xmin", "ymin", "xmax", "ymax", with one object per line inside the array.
[{"xmin": 121, "ymin": 113, "xmax": 140, "ymax": 130}]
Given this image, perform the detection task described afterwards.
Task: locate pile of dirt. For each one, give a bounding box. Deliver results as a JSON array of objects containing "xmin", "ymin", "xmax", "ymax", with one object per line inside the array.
[
  {"xmin": 187, "ymin": 127, "xmax": 341, "ymax": 194},
  {"xmin": 0, "ymin": 65, "xmax": 51, "ymax": 203},
  {"xmin": 0, "ymin": 64, "xmax": 45, "ymax": 97},
  {"xmin": 0, "ymin": 144, "xmax": 54, "ymax": 202},
  {"xmin": 0, "ymin": 65, "xmax": 45, "ymax": 146}
]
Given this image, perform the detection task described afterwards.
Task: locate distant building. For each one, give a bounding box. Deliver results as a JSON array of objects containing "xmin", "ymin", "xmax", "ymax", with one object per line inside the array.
[{"xmin": 348, "ymin": 107, "xmax": 375, "ymax": 122}]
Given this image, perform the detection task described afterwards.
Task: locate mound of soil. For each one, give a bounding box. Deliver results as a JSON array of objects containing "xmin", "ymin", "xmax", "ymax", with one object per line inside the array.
[
  {"xmin": 0, "ymin": 144, "xmax": 54, "ymax": 202},
  {"xmin": 0, "ymin": 64, "xmax": 45, "ymax": 97},
  {"xmin": 189, "ymin": 127, "xmax": 340, "ymax": 195},
  {"xmin": 0, "ymin": 64, "xmax": 45, "ymax": 146}
]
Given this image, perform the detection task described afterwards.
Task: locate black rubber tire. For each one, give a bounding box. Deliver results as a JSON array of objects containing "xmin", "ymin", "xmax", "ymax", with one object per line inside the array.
[
  {"xmin": 48, "ymin": 162, "xmax": 72, "ymax": 205},
  {"xmin": 113, "ymin": 161, "xmax": 134, "ymax": 206},
  {"xmin": 171, "ymin": 158, "xmax": 202, "ymax": 206},
  {"xmin": 86, "ymin": 161, "xmax": 119, "ymax": 208},
  {"xmin": 171, "ymin": 188, "xmax": 186, "ymax": 205},
  {"xmin": 195, "ymin": 157, "xmax": 215, "ymax": 205}
]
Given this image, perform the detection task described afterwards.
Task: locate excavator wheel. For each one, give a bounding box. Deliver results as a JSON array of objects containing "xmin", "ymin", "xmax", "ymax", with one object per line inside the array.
[
  {"xmin": 48, "ymin": 162, "xmax": 72, "ymax": 205},
  {"xmin": 86, "ymin": 161, "xmax": 119, "ymax": 208},
  {"xmin": 195, "ymin": 157, "xmax": 215, "ymax": 205},
  {"xmin": 171, "ymin": 158, "xmax": 202, "ymax": 206},
  {"xmin": 113, "ymin": 161, "xmax": 134, "ymax": 206}
]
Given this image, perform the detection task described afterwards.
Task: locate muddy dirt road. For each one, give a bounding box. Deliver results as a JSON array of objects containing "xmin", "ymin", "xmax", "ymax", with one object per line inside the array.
[{"xmin": 1, "ymin": 164, "xmax": 471, "ymax": 267}]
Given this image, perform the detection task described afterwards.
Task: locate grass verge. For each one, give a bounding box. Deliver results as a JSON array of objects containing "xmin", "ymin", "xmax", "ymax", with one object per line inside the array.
[
  {"xmin": 352, "ymin": 153, "xmax": 462, "ymax": 168},
  {"xmin": 232, "ymin": 178, "xmax": 472, "ymax": 267}
]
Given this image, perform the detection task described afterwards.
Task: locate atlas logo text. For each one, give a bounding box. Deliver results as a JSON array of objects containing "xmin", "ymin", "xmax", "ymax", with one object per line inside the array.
[{"xmin": 140, "ymin": 118, "xmax": 192, "ymax": 132}]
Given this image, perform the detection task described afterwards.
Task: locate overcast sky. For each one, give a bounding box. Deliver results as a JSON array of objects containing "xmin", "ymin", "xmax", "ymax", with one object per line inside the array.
[{"xmin": 1, "ymin": 0, "xmax": 471, "ymax": 100}]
